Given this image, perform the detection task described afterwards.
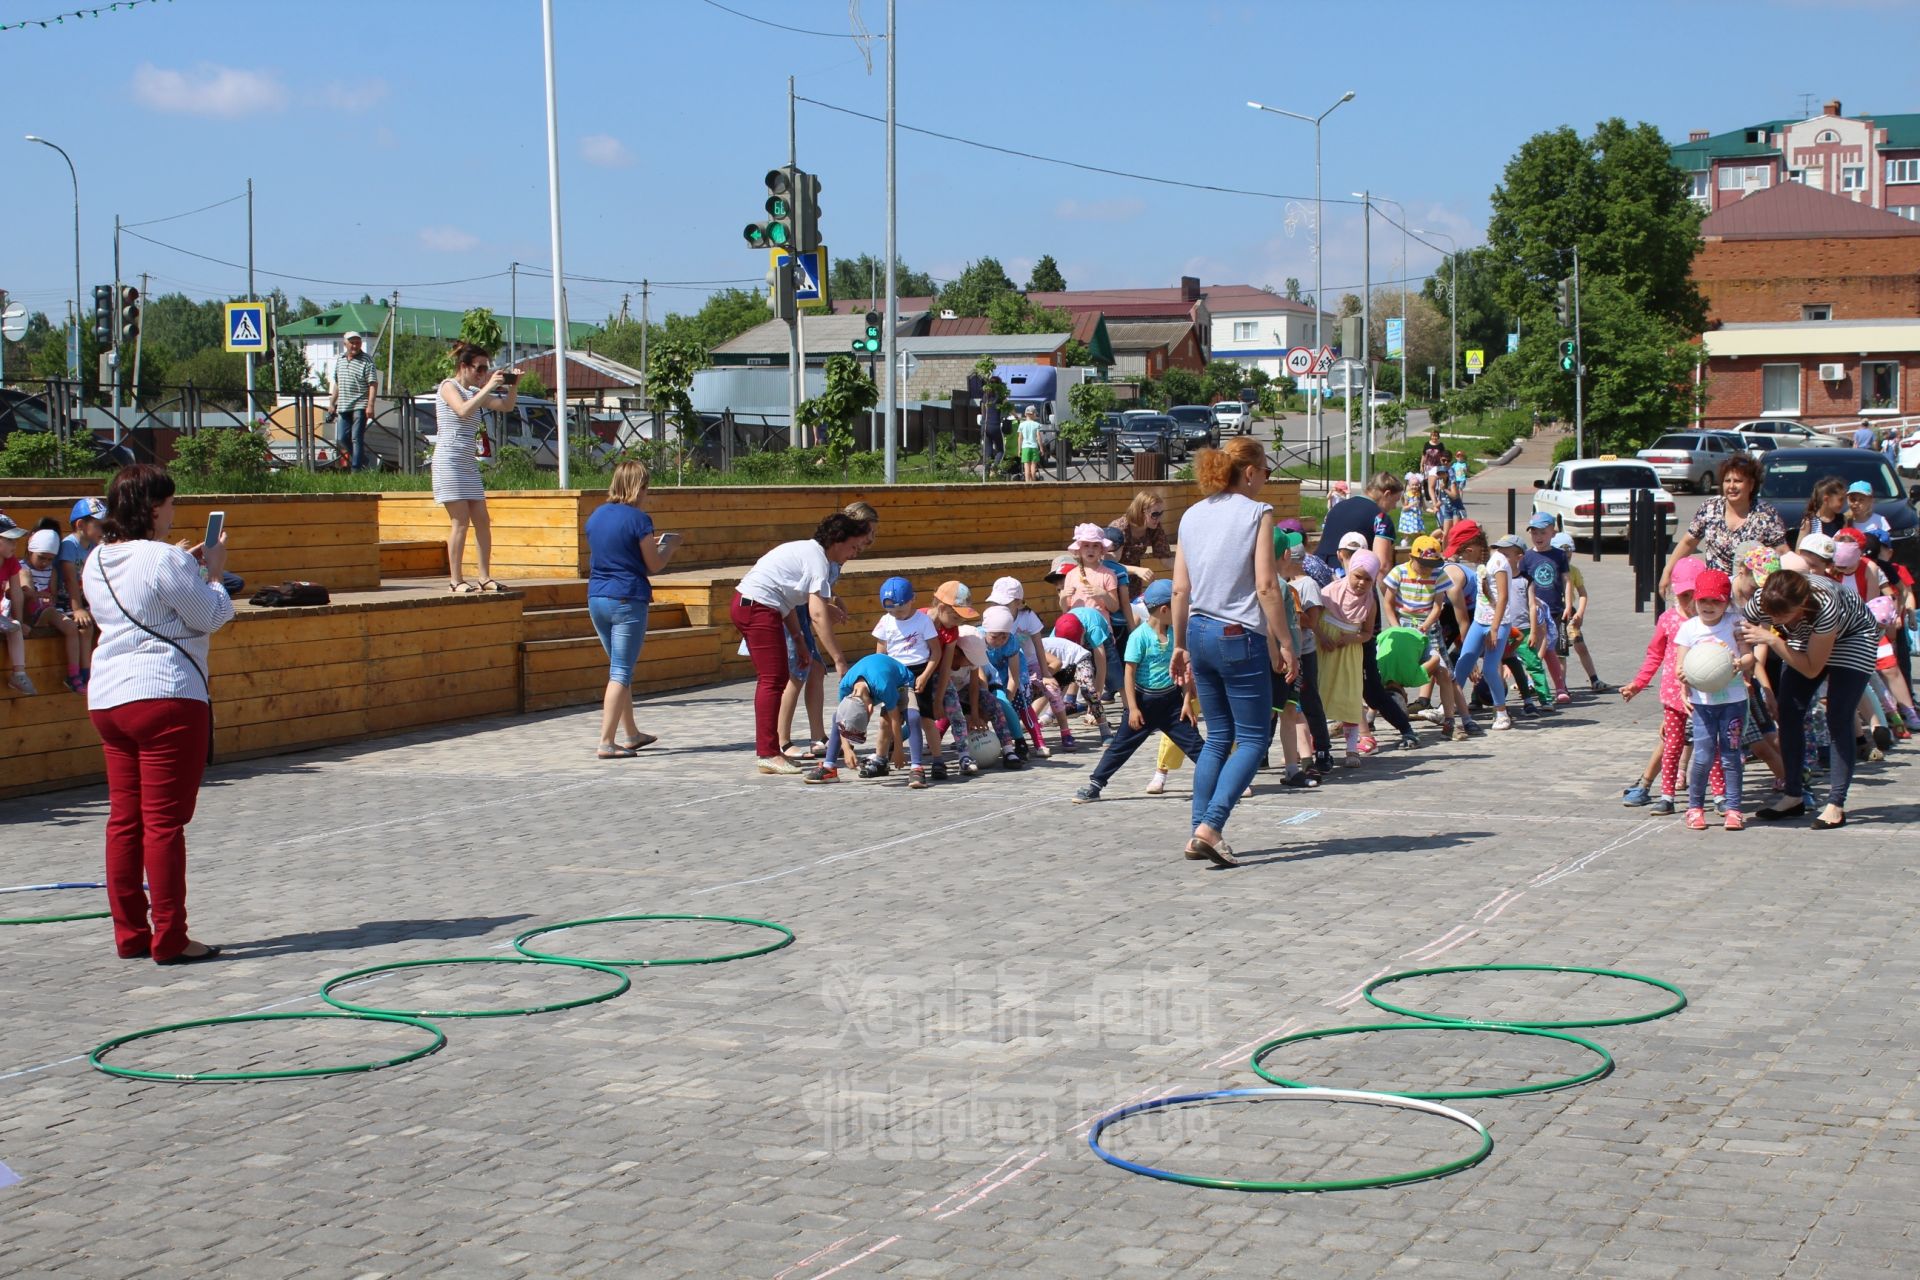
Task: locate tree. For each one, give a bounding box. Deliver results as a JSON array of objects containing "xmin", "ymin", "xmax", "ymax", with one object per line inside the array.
[
  {"xmin": 1366, "ymin": 290, "xmax": 1449, "ymax": 394},
  {"xmin": 659, "ymin": 287, "xmax": 770, "ymax": 354},
  {"xmin": 1063, "ymin": 378, "xmax": 1116, "ymax": 450},
  {"xmin": 1481, "ymin": 117, "xmax": 1707, "ymax": 449},
  {"xmin": 827, "ymin": 253, "xmax": 937, "ymax": 302},
  {"xmin": 937, "ymin": 257, "xmax": 1018, "ymax": 317},
  {"xmin": 1338, "ymin": 293, "xmax": 1362, "ymax": 318},
  {"xmin": 984, "ymin": 292, "xmax": 1072, "ymax": 337},
  {"xmin": 796, "ymin": 354, "xmax": 879, "ymax": 469},
  {"xmin": 645, "ymin": 337, "xmax": 706, "ymax": 445},
  {"xmin": 1158, "ymin": 367, "xmax": 1205, "ymax": 407},
  {"xmin": 172, "ymin": 347, "xmax": 248, "ymax": 397},
  {"xmin": 1202, "ymin": 360, "xmax": 1246, "ymax": 403},
  {"xmin": 1025, "ymin": 255, "xmax": 1066, "ymax": 293},
  {"xmin": 459, "ymin": 307, "xmax": 504, "ymax": 354},
  {"xmin": 1284, "ymin": 278, "xmax": 1302, "ymax": 301}
]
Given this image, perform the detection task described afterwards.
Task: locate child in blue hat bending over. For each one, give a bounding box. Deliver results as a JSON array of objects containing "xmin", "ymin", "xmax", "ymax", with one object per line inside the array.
[
  {"xmin": 804, "ymin": 653, "xmax": 930, "ymax": 788},
  {"xmin": 1073, "ymin": 578, "xmax": 1203, "ymax": 804}
]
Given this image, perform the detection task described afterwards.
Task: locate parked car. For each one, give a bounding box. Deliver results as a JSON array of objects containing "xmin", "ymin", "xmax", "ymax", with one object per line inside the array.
[
  {"xmin": 1634, "ymin": 430, "xmax": 1747, "ymax": 493},
  {"xmin": 1731, "ymin": 419, "xmax": 1842, "ymax": 449},
  {"xmin": 1114, "ymin": 413, "xmax": 1184, "ymax": 462},
  {"xmin": 1166, "ymin": 405, "xmax": 1219, "ymax": 451},
  {"xmin": 1895, "ymin": 426, "xmax": 1920, "ymax": 477},
  {"xmin": 1734, "ymin": 432, "xmax": 1779, "ymax": 459},
  {"xmin": 0, "ymin": 388, "xmax": 135, "ymax": 469},
  {"xmin": 363, "ymin": 396, "xmax": 612, "ymax": 472},
  {"xmin": 1760, "ymin": 447, "xmax": 1920, "ymax": 574},
  {"xmin": 1531, "ymin": 459, "xmax": 1674, "ymax": 543},
  {"xmin": 1210, "ymin": 400, "xmax": 1248, "ymax": 434}
]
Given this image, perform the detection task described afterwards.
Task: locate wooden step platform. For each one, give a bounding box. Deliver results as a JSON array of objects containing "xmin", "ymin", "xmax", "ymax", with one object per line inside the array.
[
  {"xmin": 380, "ymin": 539, "xmax": 446, "ymax": 578},
  {"xmin": 522, "ymin": 602, "xmax": 690, "ymax": 643}
]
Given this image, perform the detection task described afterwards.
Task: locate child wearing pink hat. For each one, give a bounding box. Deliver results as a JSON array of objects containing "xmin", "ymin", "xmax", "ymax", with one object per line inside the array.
[{"xmin": 1620, "ymin": 556, "xmax": 1724, "ymax": 812}]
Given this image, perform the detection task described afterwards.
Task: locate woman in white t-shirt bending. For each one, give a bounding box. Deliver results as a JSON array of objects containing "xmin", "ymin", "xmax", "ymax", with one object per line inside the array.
[
  {"xmin": 83, "ymin": 464, "xmax": 234, "ymax": 965},
  {"xmin": 732, "ymin": 513, "xmax": 871, "ymax": 774}
]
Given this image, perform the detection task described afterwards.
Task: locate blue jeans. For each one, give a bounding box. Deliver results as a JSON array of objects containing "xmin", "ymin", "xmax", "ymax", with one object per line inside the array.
[
  {"xmin": 589, "ymin": 595, "xmax": 649, "ymax": 686},
  {"xmin": 1452, "ymin": 620, "xmax": 1509, "ymax": 707},
  {"xmin": 1186, "ymin": 614, "xmax": 1273, "ymax": 834},
  {"xmin": 1687, "ymin": 702, "xmax": 1745, "ymax": 812},
  {"xmin": 337, "ymin": 407, "xmax": 368, "ymax": 471}
]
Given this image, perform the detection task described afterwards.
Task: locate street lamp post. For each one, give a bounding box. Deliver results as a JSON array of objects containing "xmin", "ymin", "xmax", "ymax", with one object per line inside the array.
[
  {"xmin": 1247, "ymin": 91, "xmax": 1353, "ymax": 458},
  {"xmin": 25, "ymin": 135, "xmax": 82, "ymax": 382},
  {"xmin": 1414, "ymin": 227, "xmax": 1458, "ymax": 392},
  {"xmin": 1364, "ymin": 193, "xmax": 1410, "ymax": 411}
]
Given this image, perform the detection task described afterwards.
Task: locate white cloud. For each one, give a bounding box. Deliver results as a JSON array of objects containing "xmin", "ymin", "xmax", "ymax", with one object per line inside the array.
[
  {"xmin": 580, "ymin": 134, "xmax": 635, "ymax": 168},
  {"xmin": 317, "ymin": 79, "xmax": 389, "ymax": 112},
  {"xmin": 419, "ymin": 226, "xmax": 481, "ymax": 253},
  {"xmin": 1054, "ymin": 197, "xmax": 1145, "ymax": 222},
  {"xmin": 131, "ymin": 63, "xmax": 287, "ymax": 118}
]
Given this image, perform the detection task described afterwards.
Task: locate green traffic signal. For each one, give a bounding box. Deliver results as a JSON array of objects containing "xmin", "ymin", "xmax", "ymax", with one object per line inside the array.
[
  {"xmin": 766, "ymin": 195, "xmax": 790, "ymax": 219},
  {"xmin": 744, "ymin": 223, "xmax": 767, "ymax": 248},
  {"xmin": 768, "ymin": 222, "xmax": 790, "ymax": 248},
  {"xmin": 1560, "ymin": 340, "xmax": 1576, "ymax": 371}
]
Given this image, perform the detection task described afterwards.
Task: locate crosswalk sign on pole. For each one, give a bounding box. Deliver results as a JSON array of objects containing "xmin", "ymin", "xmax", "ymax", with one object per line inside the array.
[
  {"xmin": 224, "ymin": 301, "xmax": 267, "ymax": 353},
  {"xmin": 770, "ymin": 247, "xmax": 829, "ymax": 310}
]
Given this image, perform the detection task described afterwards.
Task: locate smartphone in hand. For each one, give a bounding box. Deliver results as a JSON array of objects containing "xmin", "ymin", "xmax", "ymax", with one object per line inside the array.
[{"xmin": 201, "ymin": 510, "xmax": 225, "ymax": 581}]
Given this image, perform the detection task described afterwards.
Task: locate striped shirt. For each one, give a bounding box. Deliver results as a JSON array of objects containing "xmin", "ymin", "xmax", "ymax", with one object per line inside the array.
[
  {"xmin": 1742, "ymin": 573, "xmax": 1880, "ymax": 674},
  {"xmin": 82, "ymin": 540, "xmax": 234, "ymax": 710},
  {"xmin": 1382, "ymin": 562, "xmax": 1439, "ymax": 625},
  {"xmin": 334, "ymin": 351, "xmax": 378, "ymax": 412}
]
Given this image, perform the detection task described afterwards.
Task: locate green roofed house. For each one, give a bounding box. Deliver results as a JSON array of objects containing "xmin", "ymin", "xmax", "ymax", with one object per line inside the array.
[
  {"xmin": 1671, "ymin": 99, "xmax": 1920, "ymax": 221},
  {"xmin": 277, "ymin": 303, "xmax": 596, "ymax": 394}
]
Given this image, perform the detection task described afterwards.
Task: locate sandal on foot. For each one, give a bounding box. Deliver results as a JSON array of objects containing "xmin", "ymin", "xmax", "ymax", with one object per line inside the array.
[
  {"xmin": 450, "ymin": 580, "xmax": 479, "ymax": 594},
  {"xmin": 477, "ymin": 578, "xmax": 507, "ymax": 593},
  {"xmin": 596, "ymin": 744, "xmax": 637, "ymax": 759},
  {"xmin": 620, "ymin": 733, "xmax": 658, "ymax": 751},
  {"xmin": 1184, "ymin": 836, "xmax": 1240, "ymax": 868}
]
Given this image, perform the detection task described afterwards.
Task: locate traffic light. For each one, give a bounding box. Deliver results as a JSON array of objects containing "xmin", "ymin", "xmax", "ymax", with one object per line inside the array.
[
  {"xmin": 793, "ymin": 170, "xmax": 821, "ymax": 254},
  {"xmin": 1560, "ymin": 340, "xmax": 1576, "ymax": 372},
  {"xmin": 117, "ymin": 285, "xmax": 140, "ymax": 348},
  {"xmin": 91, "ymin": 284, "xmax": 115, "ymax": 348},
  {"xmin": 742, "ymin": 165, "xmax": 797, "ymax": 251},
  {"xmin": 766, "ymin": 255, "xmax": 796, "ymax": 322},
  {"xmin": 851, "ymin": 310, "xmax": 881, "ymax": 355},
  {"xmin": 1554, "ymin": 277, "xmax": 1572, "ymax": 327}
]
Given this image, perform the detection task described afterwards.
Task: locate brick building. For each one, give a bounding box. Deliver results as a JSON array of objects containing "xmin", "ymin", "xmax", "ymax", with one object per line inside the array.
[{"xmin": 1696, "ymin": 182, "xmax": 1920, "ymax": 431}]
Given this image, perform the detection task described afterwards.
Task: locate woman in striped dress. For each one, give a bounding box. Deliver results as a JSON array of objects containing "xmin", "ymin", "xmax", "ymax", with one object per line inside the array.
[
  {"xmin": 1741, "ymin": 568, "xmax": 1882, "ymax": 829},
  {"xmin": 435, "ymin": 341, "xmax": 519, "ymax": 592}
]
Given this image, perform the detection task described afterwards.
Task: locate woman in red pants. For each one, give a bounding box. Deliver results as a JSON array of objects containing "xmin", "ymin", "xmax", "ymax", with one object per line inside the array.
[{"xmin": 82, "ymin": 464, "xmax": 233, "ymax": 964}]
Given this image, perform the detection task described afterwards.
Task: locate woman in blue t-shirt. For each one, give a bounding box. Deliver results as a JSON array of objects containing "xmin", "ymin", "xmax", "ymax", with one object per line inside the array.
[{"xmin": 585, "ymin": 461, "xmax": 681, "ymax": 758}]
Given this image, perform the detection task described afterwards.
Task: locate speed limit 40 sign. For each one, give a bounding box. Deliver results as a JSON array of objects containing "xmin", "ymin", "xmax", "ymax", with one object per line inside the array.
[{"xmin": 1284, "ymin": 347, "xmax": 1315, "ymax": 377}]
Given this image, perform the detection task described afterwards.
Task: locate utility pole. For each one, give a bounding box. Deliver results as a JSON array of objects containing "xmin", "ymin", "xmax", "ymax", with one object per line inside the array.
[
  {"xmin": 787, "ymin": 74, "xmax": 801, "ymax": 445},
  {"xmin": 882, "ymin": 0, "xmax": 899, "ymax": 483},
  {"xmin": 1571, "ymin": 243, "xmax": 1585, "ymax": 460},
  {"xmin": 541, "ymin": 0, "xmax": 572, "ymax": 488},
  {"xmin": 509, "ymin": 261, "xmax": 518, "ymax": 367},
  {"xmin": 111, "ymin": 213, "xmax": 122, "ymax": 425},
  {"xmin": 1359, "ymin": 189, "xmax": 1372, "ymax": 473},
  {"xmin": 132, "ymin": 271, "xmax": 148, "ymax": 405},
  {"xmin": 245, "ymin": 177, "xmax": 256, "ymax": 424},
  {"xmin": 639, "ymin": 278, "xmax": 650, "ymax": 410}
]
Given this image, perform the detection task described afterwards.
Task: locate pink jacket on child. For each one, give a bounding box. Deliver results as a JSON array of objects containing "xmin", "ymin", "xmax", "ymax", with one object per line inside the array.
[{"xmin": 1629, "ymin": 606, "xmax": 1687, "ymax": 713}]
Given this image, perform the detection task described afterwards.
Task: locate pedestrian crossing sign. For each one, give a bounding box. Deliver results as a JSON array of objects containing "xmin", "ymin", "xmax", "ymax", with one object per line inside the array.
[{"xmin": 224, "ymin": 301, "xmax": 267, "ymax": 353}]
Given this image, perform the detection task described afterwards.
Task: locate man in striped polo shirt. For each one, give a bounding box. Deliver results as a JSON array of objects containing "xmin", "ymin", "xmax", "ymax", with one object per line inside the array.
[{"xmin": 327, "ymin": 331, "xmax": 379, "ymax": 471}]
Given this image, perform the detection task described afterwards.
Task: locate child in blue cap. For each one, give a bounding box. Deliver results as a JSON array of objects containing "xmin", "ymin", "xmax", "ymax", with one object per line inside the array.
[
  {"xmin": 804, "ymin": 652, "xmax": 930, "ymax": 788},
  {"xmin": 1074, "ymin": 577, "xmax": 1203, "ymax": 803},
  {"xmin": 872, "ymin": 575, "xmax": 945, "ymax": 770}
]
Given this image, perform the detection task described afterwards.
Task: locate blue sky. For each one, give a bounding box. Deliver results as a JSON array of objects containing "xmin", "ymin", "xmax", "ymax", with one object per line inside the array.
[{"xmin": 5, "ymin": 0, "xmax": 1919, "ymax": 329}]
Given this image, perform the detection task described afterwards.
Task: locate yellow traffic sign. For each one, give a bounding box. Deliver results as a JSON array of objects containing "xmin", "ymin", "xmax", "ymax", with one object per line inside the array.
[{"xmin": 1464, "ymin": 348, "xmax": 1484, "ymax": 373}]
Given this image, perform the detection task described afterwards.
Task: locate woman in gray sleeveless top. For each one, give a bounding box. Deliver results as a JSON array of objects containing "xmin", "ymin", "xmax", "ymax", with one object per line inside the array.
[
  {"xmin": 435, "ymin": 341, "xmax": 519, "ymax": 592},
  {"xmin": 1170, "ymin": 437, "xmax": 1296, "ymax": 866}
]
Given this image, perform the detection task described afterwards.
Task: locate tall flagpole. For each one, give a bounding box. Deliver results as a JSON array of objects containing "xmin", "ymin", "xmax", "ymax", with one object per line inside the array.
[
  {"xmin": 541, "ymin": 0, "xmax": 572, "ymax": 488},
  {"xmin": 882, "ymin": 0, "xmax": 898, "ymax": 484}
]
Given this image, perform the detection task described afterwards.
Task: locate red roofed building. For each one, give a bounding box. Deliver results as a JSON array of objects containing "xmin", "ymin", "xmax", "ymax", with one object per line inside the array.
[{"xmin": 1694, "ymin": 182, "xmax": 1920, "ymax": 430}]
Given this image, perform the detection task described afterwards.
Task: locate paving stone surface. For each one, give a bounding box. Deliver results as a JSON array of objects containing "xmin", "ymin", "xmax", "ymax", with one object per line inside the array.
[{"xmin": 3, "ymin": 507, "xmax": 1918, "ymax": 1278}]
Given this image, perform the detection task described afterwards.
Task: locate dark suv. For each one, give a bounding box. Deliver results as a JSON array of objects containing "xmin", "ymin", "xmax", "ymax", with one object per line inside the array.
[
  {"xmin": 1760, "ymin": 448, "xmax": 1920, "ymax": 574},
  {"xmin": 1166, "ymin": 405, "xmax": 1218, "ymax": 452}
]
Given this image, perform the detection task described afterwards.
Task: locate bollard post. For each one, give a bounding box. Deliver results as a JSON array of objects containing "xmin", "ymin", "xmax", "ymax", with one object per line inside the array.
[
  {"xmin": 1592, "ymin": 487, "xmax": 1603, "ymax": 561},
  {"xmin": 1506, "ymin": 488, "xmax": 1516, "ymax": 535}
]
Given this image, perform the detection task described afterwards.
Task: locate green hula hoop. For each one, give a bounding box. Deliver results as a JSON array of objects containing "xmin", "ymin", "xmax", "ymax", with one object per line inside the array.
[
  {"xmin": 1087, "ymin": 1086, "xmax": 1493, "ymax": 1193},
  {"xmin": 1249, "ymin": 1021, "xmax": 1614, "ymax": 1100},
  {"xmin": 0, "ymin": 883, "xmax": 109, "ymax": 925},
  {"xmin": 512, "ymin": 914, "xmax": 796, "ymax": 967},
  {"xmin": 88, "ymin": 1010, "xmax": 446, "ymax": 1083},
  {"xmin": 1363, "ymin": 963, "xmax": 1688, "ymax": 1030},
  {"xmin": 319, "ymin": 955, "xmax": 631, "ymax": 1019}
]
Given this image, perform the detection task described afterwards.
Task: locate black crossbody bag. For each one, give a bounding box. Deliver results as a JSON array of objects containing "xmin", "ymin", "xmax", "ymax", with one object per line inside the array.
[{"xmin": 97, "ymin": 550, "xmax": 217, "ymax": 766}]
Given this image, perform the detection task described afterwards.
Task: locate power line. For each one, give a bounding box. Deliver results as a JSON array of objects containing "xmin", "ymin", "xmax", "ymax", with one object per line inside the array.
[
  {"xmin": 0, "ymin": 0, "xmax": 173, "ymax": 34},
  {"xmin": 798, "ymin": 94, "xmax": 1351, "ymax": 207},
  {"xmin": 122, "ymin": 228, "xmax": 513, "ymax": 290},
  {"xmin": 123, "ymin": 190, "xmax": 247, "ymax": 229},
  {"xmin": 697, "ymin": 0, "xmax": 882, "ymax": 39}
]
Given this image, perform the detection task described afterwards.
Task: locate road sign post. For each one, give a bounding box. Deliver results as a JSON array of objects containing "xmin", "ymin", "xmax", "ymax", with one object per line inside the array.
[
  {"xmin": 224, "ymin": 302, "xmax": 267, "ymax": 354},
  {"xmin": 1464, "ymin": 348, "xmax": 1484, "ymax": 382},
  {"xmin": 1284, "ymin": 346, "xmax": 1315, "ymax": 379}
]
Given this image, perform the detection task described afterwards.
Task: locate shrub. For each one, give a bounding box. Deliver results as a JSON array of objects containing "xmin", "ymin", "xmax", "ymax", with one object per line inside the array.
[
  {"xmin": 0, "ymin": 429, "xmax": 67, "ymax": 477},
  {"xmin": 170, "ymin": 425, "xmax": 272, "ymax": 484}
]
